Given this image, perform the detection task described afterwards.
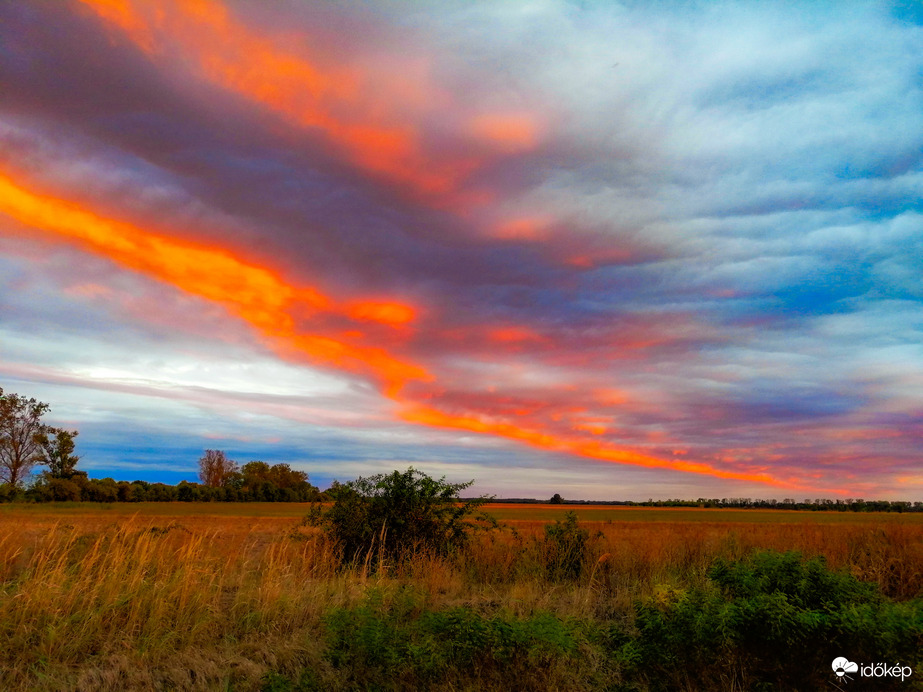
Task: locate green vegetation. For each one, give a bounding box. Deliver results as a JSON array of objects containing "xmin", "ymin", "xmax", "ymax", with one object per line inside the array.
[
  {"xmin": 1, "ymin": 387, "xmax": 329, "ymax": 504},
  {"xmin": 1, "ymin": 384, "xmax": 921, "ymax": 689},
  {"xmin": 259, "ymin": 550, "xmax": 922, "ymax": 691},
  {"xmin": 309, "ymin": 467, "xmax": 493, "ymax": 564},
  {"xmin": 11, "ymin": 464, "xmax": 324, "ymax": 503},
  {"xmin": 542, "ymin": 510, "xmax": 590, "ymax": 581},
  {"xmin": 1, "ymin": 497, "xmax": 921, "ymax": 691},
  {"xmin": 626, "ymin": 550, "xmax": 922, "ymax": 690},
  {"xmin": 317, "ymin": 589, "xmax": 602, "ymax": 691},
  {"xmin": 0, "ymin": 386, "xmax": 77, "ymax": 489}
]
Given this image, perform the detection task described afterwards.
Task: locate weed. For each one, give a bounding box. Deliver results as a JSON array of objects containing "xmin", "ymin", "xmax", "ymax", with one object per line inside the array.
[{"xmin": 542, "ymin": 511, "xmax": 589, "ymax": 581}]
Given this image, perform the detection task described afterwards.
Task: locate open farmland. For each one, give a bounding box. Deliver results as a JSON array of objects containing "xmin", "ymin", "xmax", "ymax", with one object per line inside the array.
[{"xmin": 1, "ymin": 503, "xmax": 921, "ymax": 691}]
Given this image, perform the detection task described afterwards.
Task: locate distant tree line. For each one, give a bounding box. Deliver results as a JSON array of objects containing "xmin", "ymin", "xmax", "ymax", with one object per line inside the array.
[
  {"xmin": 0, "ymin": 453, "xmax": 326, "ymax": 503},
  {"xmin": 535, "ymin": 495, "xmax": 923, "ymax": 512},
  {"xmin": 640, "ymin": 497, "xmax": 923, "ymax": 512},
  {"xmin": 0, "ymin": 386, "xmax": 325, "ymax": 503}
]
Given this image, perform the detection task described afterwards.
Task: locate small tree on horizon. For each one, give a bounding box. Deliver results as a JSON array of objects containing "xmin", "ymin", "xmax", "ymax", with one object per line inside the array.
[
  {"xmin": 39, "ymin": 429, "xmax": 81, "ymax": 479},
  {"xmin": 198, "ymin": 449, "xmax": 239, "ymax": 487}
]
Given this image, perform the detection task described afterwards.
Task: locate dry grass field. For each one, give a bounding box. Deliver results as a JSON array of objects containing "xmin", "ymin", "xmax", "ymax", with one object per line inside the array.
[{"xmin": 1, "ymin": 503, "xmax": 921, "ymax": 691}]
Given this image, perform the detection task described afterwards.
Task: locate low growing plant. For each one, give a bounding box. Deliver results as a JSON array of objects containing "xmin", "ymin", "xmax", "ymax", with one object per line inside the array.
[
  {"xmin": 542, "ymin": 510, "xmax": 590, "ymax": 581},
  {"xmin": 625, "ymin": 550, "xmax": 923, "ymax": 691},
  {"xmin": 321, "ymin": 588, "xmax": 610, "ymax": 691}
]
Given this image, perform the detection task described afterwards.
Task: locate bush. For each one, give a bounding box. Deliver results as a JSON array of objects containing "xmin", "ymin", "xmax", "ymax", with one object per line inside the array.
[
  {"xmin": 322, "ymin": 589, "xmax": 603, "ymax": 691},
  {"xmin": 46, "ymin": 478, "xmax": 82, "ymax": 502},
  {"xmin": 85, "ymin": 478, "xmax": 119, "ymax": 502},
  {"xmin": 0, "ymin": 482, "xmax": 16, "ymax": 502},
  {"xmin": 626, "ymin": 550, "xmax": 923, "ymax": 690},
  {"xmin": 310, "ymin": 467, "xmax": 492, "ymax": 565},
  {"xmin": 176, "ymin": 480, "xmax": 201, "ymax": 502},
  {"xmin": 543, "ymin": 511, "xmax": 589, "ymax": 581}
]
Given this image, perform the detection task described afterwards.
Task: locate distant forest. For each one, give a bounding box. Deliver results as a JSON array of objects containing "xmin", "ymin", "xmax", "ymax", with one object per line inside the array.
[
  {"xmin": 2, "ymin": 458, "xmax": 327, "ymax": 504},
  {"xmin": 528, "ymin": 494, "xmax": 923, "ymax": 512}
]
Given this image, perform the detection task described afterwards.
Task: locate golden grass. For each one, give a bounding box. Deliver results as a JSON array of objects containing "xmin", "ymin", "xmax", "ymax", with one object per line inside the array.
[{"xmin": 1, "ymin": 504, "xmax": 920, "ymax": 690}]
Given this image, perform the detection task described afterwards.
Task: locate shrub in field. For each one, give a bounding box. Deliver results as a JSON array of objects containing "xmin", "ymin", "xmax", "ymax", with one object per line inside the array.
[
  {"xmin": 310, "ymin": 467, "xmax": 492, "ymax": 564},
  {"xmin": 0, "ymin": 482, "xmax": 19, "ymax": 502},
  {"xmin": 260, "ymin": 669, "xmax": 323, "ymax": 692},
  {"xmin": 542, "ymin": 511, "xmax": 589, "ymax": 581},
  {"xmin": 320, "ymin": 589, "xmax": 608, "ymax": 691},
  {"xmin": 624, "ymin": 550, "xmax": 923, "ymax": 691}
]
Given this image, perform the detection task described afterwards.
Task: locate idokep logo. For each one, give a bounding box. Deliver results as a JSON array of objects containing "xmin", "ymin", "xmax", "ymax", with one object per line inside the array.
[
  {"xmin": 832, "ymin": 657, "xmax": 859, "ymax": 681},
  {"xmin": 832, "ymin": 657, "xmax": 913, "ymax": 683}
]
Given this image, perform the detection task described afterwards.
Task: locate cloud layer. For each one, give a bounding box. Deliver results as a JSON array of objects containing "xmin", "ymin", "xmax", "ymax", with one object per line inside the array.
[{"xmin": 1, "ymin": 1, "xmax": 921, "ymax": 498}]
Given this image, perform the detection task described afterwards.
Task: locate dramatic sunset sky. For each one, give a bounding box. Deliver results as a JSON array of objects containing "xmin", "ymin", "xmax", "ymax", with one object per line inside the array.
[{"xmin": 1, "ymin": 1, "xmax": 921, "ymax": 500}]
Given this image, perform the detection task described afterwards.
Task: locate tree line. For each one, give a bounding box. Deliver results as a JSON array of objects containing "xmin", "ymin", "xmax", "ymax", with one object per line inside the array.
[
  {"xmin": 0, "ymin": 386, "xmax": 324, "ymax": 503},
  {"xmin": 537, "ymin": 495, "xmax": 923, "ymax": 512},
  {"xmin": 635, "ymin": 497, "xmax": 923, "ymax": 512},
  {"xmin": 1, "ymin": 452, "xmax": 326, "ymax": 504}
]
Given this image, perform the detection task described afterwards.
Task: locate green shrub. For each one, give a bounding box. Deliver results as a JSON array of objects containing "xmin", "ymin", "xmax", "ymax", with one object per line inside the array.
[
  {"xmin": 260, "ymin": 669, "xmax": 322, "ymax": 692},
  {"xmin": 543, "ymin": 511, "xmax": 589, "ymax": 581},
  {"xmin": 322, "ymin": 589, "xmax": 606, "ymax": 691},
  {"xmin": 626, "ymin": 550, "xmax": 923, "ymax": 691},
  {"xmin": 310, "ymin": 467, "xmax": 492, "ymax": 565}
]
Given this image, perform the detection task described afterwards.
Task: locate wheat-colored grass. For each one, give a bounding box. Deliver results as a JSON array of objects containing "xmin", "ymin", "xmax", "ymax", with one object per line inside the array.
[{"xmin": 0, "ymin": 504, "xmax": 920, "ymax": 690}]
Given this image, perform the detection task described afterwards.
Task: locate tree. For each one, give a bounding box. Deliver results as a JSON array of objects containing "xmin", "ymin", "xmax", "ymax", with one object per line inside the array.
[
  {"xmin": 176, "ymin": 480, "xmax": 202, "ymax": 502},
  {"xmin": 268, "ymin": 462, "xmax": 307, "ymax": 490},
  {"xmin": 198, "ymin": 449, "xmax": 239, "ymax": 487},
  {"xmin": 0, "ymin": 387, "xmax": 55, "ymax": 489},
  {"xmin": 241, "ymin": 460, "xmax": 271, "ymax": 484},
  {"xmin": 39, "ymin": 429, "xmax": 80, "ymax": 479},
  {"xmin": 549, "ymin": 493, "xmax": 564, "ymax": 504}
]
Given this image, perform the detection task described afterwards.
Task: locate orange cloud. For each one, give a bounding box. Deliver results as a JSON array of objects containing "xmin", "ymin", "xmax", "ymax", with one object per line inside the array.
[
  {"xmin": 491, "ymin": 217, "xmax": 551, "ymax": 241},
  {"xmin": 76, "ymin": 0, "xmax": 533, "ymax": 200},
  {"xmin": 399, "ymin": 404, "xmax": 798, "ymax": 488},
  {"xmin": 489, "ymin": 326, "xmax": 543, "ymax": 344},
  {"xmin": 469, "ymin": 113, "xmax": 541, "ymax": 152},
  {"xmin": 0, "ymin": 172, "xmax": 425, "ymax": 394},
  {"xmin": 1, "ymin": 170, "xmax": 800, "ymax": 489},
  {"xmin": 347, "ymin": 301, "xmax": 416, "ymax": 326}
]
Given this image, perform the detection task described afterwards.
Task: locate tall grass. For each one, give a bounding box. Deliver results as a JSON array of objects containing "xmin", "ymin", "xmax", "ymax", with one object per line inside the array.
[{"xmin": 0, "ymin": 508, "xmax": 920, "ymax": 690}]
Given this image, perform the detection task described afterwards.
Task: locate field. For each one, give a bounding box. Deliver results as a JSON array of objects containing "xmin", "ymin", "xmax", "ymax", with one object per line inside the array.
[{"xmin": 1, "ymin": 503, "xmax": 921, "ymax": 691}]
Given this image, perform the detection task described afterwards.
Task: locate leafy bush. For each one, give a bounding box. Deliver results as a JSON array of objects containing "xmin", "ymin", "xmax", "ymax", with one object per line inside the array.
[
  {"xmin": 543, "ymin": 511, "xmax": 589, "ymax": 581},
  {"xmin": 310, "ymin": 467, "xmax": 492, "ymax": 564},
  {"xmin": 322, "ymin": 589, "xmax": 604, "ymax": 691},
  {"xmin": 626, "ymin": 550, "xmax": 923, "ymax": 691},
  {"xmin": 30, "ymin": 477, "xmax": 82, "ymax": 502},
  {"xmin": 260, "ymin": 669, "xmax": 322, "ymax": 692}
]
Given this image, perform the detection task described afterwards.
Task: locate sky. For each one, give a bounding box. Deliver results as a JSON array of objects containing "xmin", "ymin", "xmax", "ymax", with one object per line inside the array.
[{"xmin": 1, "ymin": 0, "xmax": 921, "ymax": 501}]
